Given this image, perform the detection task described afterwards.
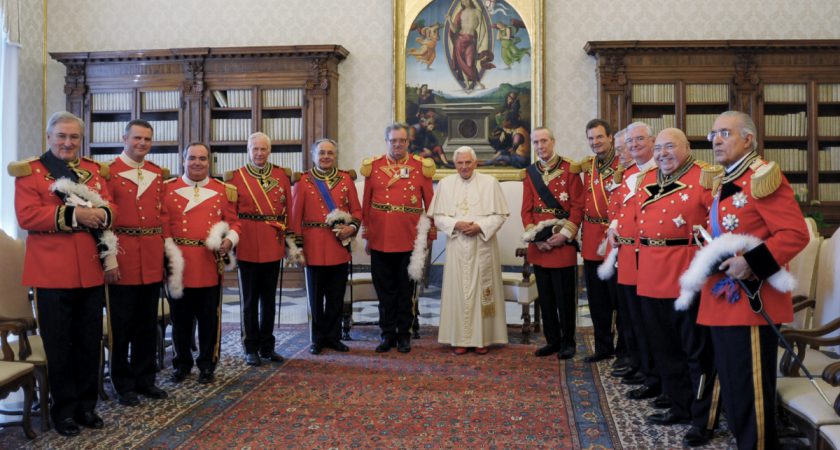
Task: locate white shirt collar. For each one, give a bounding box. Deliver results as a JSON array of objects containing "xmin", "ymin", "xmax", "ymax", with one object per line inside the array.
[
  {"xmin": 119, "ymin": 152, "xmax": 144, "ymax": 169},
  {"xmin": 638, "ymin": 157, "xmax": 657, "ymax": 172},
  {"xmin": 725, "ymin": 152, "xmax": 752, "ymax": 173},
  {"xmin": 182, "ymin": 174, "xmax": 210, "ymax": 187}
]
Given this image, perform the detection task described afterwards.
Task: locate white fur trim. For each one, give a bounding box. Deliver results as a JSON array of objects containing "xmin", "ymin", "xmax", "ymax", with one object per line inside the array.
[
  {"xmin": 408, "ymin": 215, "xmax": 431, "ymax": 282},
  {"xmin": 206, "ymin": 221, "xmax": 229, "ymax": 251},
  {"xmin": 596, "ymin": 238, "xmax": 608, "ymax": 257},
  {"xmin": 521, "ymin": 218, "xmax": 564, "ymax": 243},
  {"xmin": 164, "ymin": 237, "xmax": 185, "ymax": 299},
  {"xmin": 597, "ymin": 247, "xmax": 618, "ymax": 280},
  {"xmin": 675, "ymin": 232, "xmax": 796, "ymax": 310},
  {"xmin": 225, "ymin": 230, "xmax": 239, "ymax": 248},
  {"xmin": 285, "ymin": 235, "xmax": 305, "ymax": 267},
  {"xmin": 99, "ymin": 229, "xmax": 118, "ymax": 260},
  {"xmin": 50, "ymin": 177, "xmax": 109, "ymax": 207},
  {"xmin": 325, "ymin": 208, "xmax": 353, "ymax": 226}
]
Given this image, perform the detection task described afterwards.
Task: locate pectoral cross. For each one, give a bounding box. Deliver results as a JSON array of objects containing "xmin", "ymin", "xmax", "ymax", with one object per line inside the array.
[
  {"xmin": 457, "ymin": 196, "xmax": 470, "ymax": 216},
  {"xmin": 193, "ymin": 184, "xmax": 201, "ymax": 201}
]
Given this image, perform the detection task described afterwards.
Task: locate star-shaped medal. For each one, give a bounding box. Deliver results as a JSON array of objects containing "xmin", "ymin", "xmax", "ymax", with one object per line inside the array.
[
  {"xmin": 672, "ymin": 214, "xmax": 686, "ymax": 228},
  {"xmin": 680, "ymin": 193, "xmax": 689, "ymax": 202},
  {"xmin": 558, "ymin": 192, "xmax": 569, "ymax": 202},
  {"xmin": 732, "ymin": 192, "xmax": 748, "ymax": 208},
  {"xmin": 722, "ymin": 214, "xmax": 739, "ymax": 231}
]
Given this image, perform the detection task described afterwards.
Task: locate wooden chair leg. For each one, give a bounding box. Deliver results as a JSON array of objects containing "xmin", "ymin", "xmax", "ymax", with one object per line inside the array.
[
  {"xmin": 520, "ymin": 304, "xmax": 532, "ymax": 337},
  {"xmin": 21, "ymin": 374, "xmax": 35, "ymax": 439}
]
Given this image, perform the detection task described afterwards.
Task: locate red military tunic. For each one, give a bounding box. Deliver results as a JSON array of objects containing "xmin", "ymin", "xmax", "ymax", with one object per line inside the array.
[
  {"xmin": 607, "ymin": 158, "xmax": 657, "ymax": 286},
  {"xmin": 290, "ymin": 168, "xmax": 362, "ymax": 266},
  {"xmin": 521, "ymin": 155, "xmax": 584, "ymax": 268},
  {"xmin": 107, "ymin": 154, "xmax": 167, "ymax": 285},
  {"xmin": 13, "ymin": 156, "xmax": 115, "ymax": 288},
  {"xmin": 698, "ymin": 155, "xmax": 809, "ymax": 326},
  {"xmin": 162, "ymin": 175, "xmax": 241, "ymax": 288},
  {"xmin": 225, "ymin": 164, "xmax": 292, "ymax": 263},
  {"xmin": 581, "ymin": 150, "xmax": 621, "ymax": 261},
  {"xmin": 361, "ymin": 154, "xmax": 435, "ymax": 252},
  {"xmin": 635, "ymin": 160, "xmax": 711, "ymax": 299}
]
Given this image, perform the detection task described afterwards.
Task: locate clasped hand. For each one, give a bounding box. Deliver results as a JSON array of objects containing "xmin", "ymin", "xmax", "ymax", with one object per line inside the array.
[
  {"xmin": 76, "ymin": 207, "xmax": 107, "ymax": 229},
  {"xmin": 454, "ymin": 221, "xmax": 481, "ymax": 237}
]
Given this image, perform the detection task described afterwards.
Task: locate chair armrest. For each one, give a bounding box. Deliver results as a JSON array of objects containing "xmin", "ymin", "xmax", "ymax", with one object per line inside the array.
[
  {"xmin": 792, "ymin": 295, "xmax": 816, "ymax": 313},
  {"xmin": 783, "ymin": 316, "xmax": 840, "ymax": 339},
  {"xmin": 0, "ymin": 320, "xmax": 32, "ymax": 361}
]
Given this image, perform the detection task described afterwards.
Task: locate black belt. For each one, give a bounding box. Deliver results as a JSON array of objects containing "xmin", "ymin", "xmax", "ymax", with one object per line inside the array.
[
  {"xmin": 533, "ymin": 207, "xmax": 570, "ymax": 219},
  {"xmin": 584, "ymin": 215, "xmax": 608, "ymax": 225},
  {"xmin": 617, "ymin": 237, "xmax": 635, "ymax": 245},
  {"xmin": 371, "ymin": 202, "xmax": 424, "ymax": 215},
  {"xmin": 173, "ymin": 237, "xmax": 205, "ymax": 247},
  {"xmin": 115, "ymin": 226, "xmax": 162, "ymax": 236},
  {"xmin": 639, "ymin": 237, "xmax": 690, "ymax": 247},
  {"xmin": 302, "ymin": 221, "xmax": 331, "ymax": 228},
  {"xmin": 238, "ymin": 213, "xmax": 286, "ymax": 222}
]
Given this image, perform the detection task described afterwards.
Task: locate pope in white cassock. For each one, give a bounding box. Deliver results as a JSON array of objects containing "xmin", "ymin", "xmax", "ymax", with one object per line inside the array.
[{"xmin": 429, "ymin": 146, "xmax": 509, "ymax": 355}]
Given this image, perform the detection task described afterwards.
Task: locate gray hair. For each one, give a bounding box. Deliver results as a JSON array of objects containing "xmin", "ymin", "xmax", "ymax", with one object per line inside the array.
[
  {"xmin": 625, "ymin": 121, "xmax": 654, "ymax": 138},
  {"xmin": 452, "ymin": 146, "xmax": 477, "ymax": 161},
  {"xmin": 310, "ymin": 138, "xmax": 338, "ymax": 158},
  {"xmin": 531, "ymin": 126, "xmax": 555, "ymax": 140},
  {"xmin": 183, "ymin": 142, "xmax": 210, "ymax": 159},
  {"xmin": 248, "ymin": 132, "xmax": 272, "ymax": 151},
  {"xmin": 719, "ymin": 111, "xmax": 758, "ymax": 151},
  {"xmin": 46, "ymin": 111, "xmax": 85, "ymax": 137},
  {"xmin": 384, "ymin": 122, "xmax": 411, "ymax": 140}
]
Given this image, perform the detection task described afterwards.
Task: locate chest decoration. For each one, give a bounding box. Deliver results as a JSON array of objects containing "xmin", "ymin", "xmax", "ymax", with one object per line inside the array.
[
  {"xmin": 175, "ymin": 185, "xmax": 218, "ymax": 213},
  {"xmin": 732, "ymin": 192, "xmax": 748, "ymax": 209},
  {"xmin": 672, "ymin": 214, "xmax": 686, "ymax": 228},
  {"xmin": 680, "ymin": 193, "xmax": 689, "ymax": 202},
  {"xmin": 722, "ymin": 214, "xmax": 739, "ymax": 232},
  {"xmin": 558, "ymin": 192, "xmax": 569, "ymax": 202}
]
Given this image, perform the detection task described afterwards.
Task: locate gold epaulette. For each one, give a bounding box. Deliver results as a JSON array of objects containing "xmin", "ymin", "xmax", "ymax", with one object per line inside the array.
[
  {"xmin": 699, "ymin": 164, "xmax": 724, "ymax": 190},
  {"xmin": 281, "ymin": 166, "xmax": 293, "ymax": 179},
  {"xmin": 751, "ymin": 160, "xmax": 782, "ymax": 199},
  {"xmin": 7, "ymin": 157, "xmax": 36, "ymax": 177},
  {"xmin": 564, "ymin": 157, "xmax": 582, "ymax": 174},
  {"xmin": 579, "ymin": 157, "xmax": 593, "ymax": 173},
  {"xmin": 222, "ymin": 181, "xmax": 238, "ymax": 202},
  {"xmin": 517, "ymin": 169, "xmax": 526, "ymax": 181},
  {"xmin": 419, "ymin": 156, "xmax": 436, "ymax": 178},
  {"xmin": 292, "ymin": 171, "xmax": 302, "ymax": 183},
  {"xmin": 223, "ymin": 170, "xmax": 235, "ymax": 182},
  {"xmin": 359, "ymin": 156, "xmax": 376, "ymax": 177},
  {"xmin": 161, "ymin": 167, "xmax": 171, "ymax": 179},
  {"xmin": 343, "ymin": 169, "xmax": 358, "ymax": 181},
  {"xmin": 693, "ymin": 159, "xmax": 710, "ymax": 169},
  {"xmin": 612, "ymin": 164, "xmax": 626, "ymax": 184},
  {"xmin": 84, "ymin": 156, "xmax": 110, "ymax": 179}
]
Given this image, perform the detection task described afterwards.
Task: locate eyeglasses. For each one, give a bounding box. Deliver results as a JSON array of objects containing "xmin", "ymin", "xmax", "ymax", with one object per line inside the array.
[
  {"xmin": 707, "ymin": 129, "xmax": 732, "ymax": 142},
  {"xmin": 388, "ymin": 138, "xmax": 408, "ymax": 145},
  {"xmin": 653, "ymin": 143, "xmax": 677, "ymax": 152}
]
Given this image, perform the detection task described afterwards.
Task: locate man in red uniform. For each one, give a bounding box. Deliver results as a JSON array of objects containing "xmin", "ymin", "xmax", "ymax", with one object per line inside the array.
[
  {"xmin": 605, "ymin": 123, "xmax": 662, "ymax": 398},
  {"xmin": 361, "ymin": 123, "xmax": 435, "ymax": 353},
  {"xmin": 521, "ymin": 127, "xmax": 584, "ymax": 359},
  {"xmin": 105, "ymin": 119, "xmax": 169, "ymax": 406},
  {"xmin": 635, "ymin": 128, "xmax": 716, "ymax": 447},
  {"xmin": 695, "ymin": 111, "xmax": 808, "ymax": 449},
  {"xmin": 10, "ymin": 111, "xmax": 115, "ymax": 436},
  {"xmin": 225, "ymin": 132, "xmax": 292, "ymax": 366},
  {"xmin": 290, "ymin": 138, "xmax": 361, "ymax": 355},
  {"xmin": 163, "ymin": 143, "xmax": 240, "ymax": 384},
  {"xmin": 580, "ymin": 118, "xmax": 621, "ymax": 362}
]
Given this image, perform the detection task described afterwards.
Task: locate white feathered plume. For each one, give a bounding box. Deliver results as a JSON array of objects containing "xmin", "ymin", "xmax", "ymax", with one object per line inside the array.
[
  {"xmin": 285, "ymin": 235, "xmax": 305, "ymax": 267},
  {"xmin": 674, "ymin": 232, "xmax": 797, "ymax": 310},
  {"xmin": 326, "ymin": 208, "xmax": 355, "ymax": 247},
  {"xmin": 521, "ymin": 218, "xmax": 565, "ymax": 243},
  {"xmin": 597, "ymin": 247, "xmax": 619, "ymax": 280},
  {"xmin": 408, "ymin": 215, "xmax": 431, "ymax": 282},
  {"xmin": 206, "ymin": 221, "xmax": 237, "ymax": 271},
  {"xmin": 164, "ymin": 237, "xmax": 185, "ymax": 299},
  {"xmin": 50, "ymin": 177, "xmax": 119, "ymax": 262}
]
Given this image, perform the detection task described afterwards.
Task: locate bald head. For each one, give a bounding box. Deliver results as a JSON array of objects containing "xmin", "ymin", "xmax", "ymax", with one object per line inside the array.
[{"xmin": 654, "ymin": 128, "xmax": 691, "ymax": 176}]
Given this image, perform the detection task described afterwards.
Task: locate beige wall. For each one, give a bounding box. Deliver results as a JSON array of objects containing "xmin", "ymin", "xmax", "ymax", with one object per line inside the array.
[{"xmin": 18, "ymin": 0, "xmax": 840, "ymax": 164}]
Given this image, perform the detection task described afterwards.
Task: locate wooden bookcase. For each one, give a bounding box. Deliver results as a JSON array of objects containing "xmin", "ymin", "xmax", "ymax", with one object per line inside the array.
[
  {"xmin": 51, "ymin": 45, "xmax": 348, "ymax": 177},
  {"xmin": 585, "ymin": 40, "xmax": 840, "ymax": 235}
]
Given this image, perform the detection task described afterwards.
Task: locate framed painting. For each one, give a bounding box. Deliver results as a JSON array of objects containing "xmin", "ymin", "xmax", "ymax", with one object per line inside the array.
[{"xmin": 394, "ymin": 0, "xmax": 544, "ymax": 180}]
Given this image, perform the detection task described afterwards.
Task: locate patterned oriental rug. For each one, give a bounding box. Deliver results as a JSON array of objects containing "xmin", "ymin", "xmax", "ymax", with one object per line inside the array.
[{"xmin": 6, "ymin": 324, "xmax": 742, "ymax": 449}]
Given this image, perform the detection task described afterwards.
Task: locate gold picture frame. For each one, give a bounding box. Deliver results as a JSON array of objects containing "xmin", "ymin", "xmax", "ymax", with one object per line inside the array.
[{"xmin": 394, "ymin": 0, "xmax": 544, "ymax": 180}]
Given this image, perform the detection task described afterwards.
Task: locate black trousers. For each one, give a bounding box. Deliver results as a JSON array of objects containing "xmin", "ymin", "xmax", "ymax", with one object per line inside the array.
[
  {"xmin": 711, "ymin": 325, "xmax": 779, "ymax": 450},
  {"xmin": 169, "ymin": 286, "xmax": 221, "ymax": 372},
  {"xmin": 305, "ymin": 264, "xmax": 349, "ymax": 345},
  {"xmin": 35, "ymin": 287, "xmax": 103, "ymax": 422},
  {"xmin": 107, "ymin": 283, "xmax": 161, "ymax": 394},
  {"xmin": 583, "ymin": 259, "xmax": 619, "ymax": 355},
  {"xmin": 639, "ymin": 295, "xmax": 716, "ymax": 429},
  {"xmin": 533, "ymin": 265, "xmax": 576, "ymax": 350},
  {"xmin": 370, "ymin": 250, "xmax": 414, "ymax": 339},
  {"xmin": 237, "ymin": 260, "xmax": 281, "ymax": 354},
  {"xmin": 620, "ymin": 283, "xmax": 659, "ymax": 389}
]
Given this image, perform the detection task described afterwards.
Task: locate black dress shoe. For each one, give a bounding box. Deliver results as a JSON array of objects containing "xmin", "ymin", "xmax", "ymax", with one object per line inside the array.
[
  {"xmin": 116, "ymin": 391, "xmax": 140, "ymax": 406},
  {"xmin": 375, "ymin": 337, "xmax": 395, "ymax": 353},
  {"xmin": 557, "ymin": 347, "xmax": 576, "ymax": 360},
  {"xmin": 54, "ymin": 417, "xmax": 81, "ymax": 437},
  {"xmin": 683, "ymin": 426, "xmax": 713, "ymax": 447},
  {"xmin": 327, "ymin": 341, "xmax": 350, "ymax": 352},
  {"xmin": 610, "ymin": 366, "xmax": 635, "ymax": 377},
  {"xmin": 646, "ymin": 410, "xmax": 690, "ymax": 425},
  {"xmin": 137, "ymin": 385, "xmax": 168, "ymax": 400},
  {"xmin": 259, "ymin": 350, "xmax": 285, "ymax": 362},
  {"xmin": 245, "ymin": 352, "xmax": 262, "ymax": 366},
  {"xmin": 621, "ymin": 372, "xmax": 646, "ymax": 385},
  {"xmin": 583, "ymin": 352, "xmax": 614, "ymax": 363},
  {"xmin": 649, "ymin": 394, "xmax": 671, "ymax": 409},
  {"xmin": 309, "ymin": 343, "xmax": 323, "ymax": 355},
  {"xmin": 612, "ymin": 356, "xmax": 633, "ymax": 369},
  {"xmin": 626, "ymin": 385, "xmax": 661, "ymax": 400},
  {"xmin": 170, "ymin": 369, "xmax": 188, "ymax": 383},
  {"xmin": 197, "ymin": 369, "xmax": 214, "ymax": 384},
  {"xmin": 534, "ymin": 344, "xmax": 559, "ymax": 357},
  {"xmin": 397, "ymin": 336, "xmax": 411, "ymax": 353},
  {"xmin": 75, "ymin": 411, "xmax": 104, "ymax": 429}
]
